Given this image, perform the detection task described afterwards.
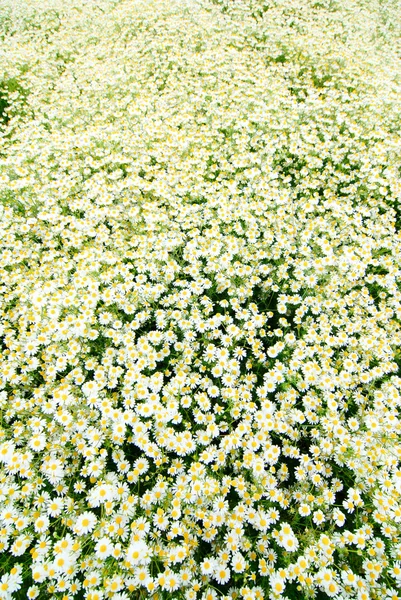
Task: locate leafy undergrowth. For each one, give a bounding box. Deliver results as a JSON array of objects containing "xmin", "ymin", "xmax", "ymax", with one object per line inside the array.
[{"xmin": 0, "ymin": 0, "xmax": 401, "ymax": 599}]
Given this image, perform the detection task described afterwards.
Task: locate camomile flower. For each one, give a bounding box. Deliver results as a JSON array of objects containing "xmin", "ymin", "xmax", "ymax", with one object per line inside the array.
[
  {"xmin": 281, "ymin": 535, "xmax": 299, "ymax": 552},
  {"xmin": 53, "ymin": 551, "xmax": 76, "ymax": 574},
  {"xmin": 231, "ymin": 553, "xmax": 246, "ymax": 573},
  {"xmin": 34, "ymin": 515, "xmax": 49, "ymax": 533},
  {"xmin": 126, "ymin": 539, "xmax": 150, "ymax": 565},
  {"xmin": 161, "ymin": 570, "xmax": 181, "ymax": 592},
  {"xmin": 95, "ymin": 537, "xmax": 114, "ymax": 559},
  {"xmin": 298, "ymin": 503, "xmax": 311, "ymax": 517},
  {"xmin": 201, "ymin": 557, "xmax": 216, "ymax": 575},
  {"xmin": 42, "ymin": 457, "xmax": 64, "ymax": 484},
  {"xmin": 29, "ymin": 435, "xmax": 46, "ymax": 452},
  {"xmin": 82, "ymin": 381, "xmax": 99, "ymax": 398},
  {"xmin": 313, "ymin": 510, "xmax": 326, "ymax": 526},
  {"xmin": 132, "ymin": 566, "xmax": 151, "ymax": 587},
  {"xmin": 73, "ymin": 512, "xmax": 97, "ymax": 536},
  {"xmin": 0, "ymin": 565, "xmax": 23, "ymax": 595},
  {"xmin": 269, "ymin": 574, "xmax": 286, "ymax": 596},
  {"xmin": 213, "ymin": 563, "xmax": 230, "ymax": 585},
  {"xmin": 27, "ymin": 586, "xmax": 40, "ymax": 599},
  {"xmin": 10, "ymin": 535, "xmax": 32, "ymax": 557}
]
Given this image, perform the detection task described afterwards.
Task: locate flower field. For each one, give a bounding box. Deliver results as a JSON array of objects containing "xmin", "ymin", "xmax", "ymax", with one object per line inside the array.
[{"xmin": 1, "ymin": 0, "xmax": 401, "ymax": 598}]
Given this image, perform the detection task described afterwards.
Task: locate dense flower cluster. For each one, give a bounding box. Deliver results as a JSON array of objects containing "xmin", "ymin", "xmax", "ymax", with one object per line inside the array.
[{"xmin": 0, "ymin": 0, "xmax": 401, "ymax": 598}]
